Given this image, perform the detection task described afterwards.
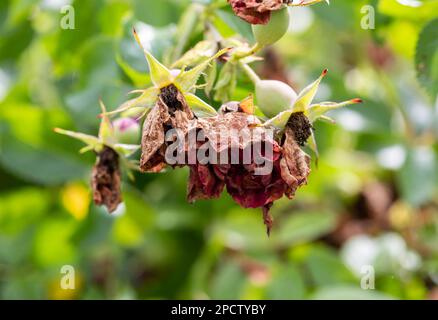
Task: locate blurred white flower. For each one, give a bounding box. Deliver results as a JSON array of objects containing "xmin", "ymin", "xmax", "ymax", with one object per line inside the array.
[
  {"xmin": 377, "ymin": 145, "xmax": 406, "ymax": 170},
  {"xmin": 341, "ymin": 235, "xmax": 379, "ymax": 276},
  {"xmin": 341, "ymin": 232, "xmax": 422, "ymax": 277}
]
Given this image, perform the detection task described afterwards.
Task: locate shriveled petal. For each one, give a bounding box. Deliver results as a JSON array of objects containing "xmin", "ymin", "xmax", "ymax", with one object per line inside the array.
[
  {"xmin": 139, "ymin": 99, "xmax": 169, "ymax": 172},
  {"xmin": 279, "ymin": 127, "xmax": 311, "ymax": 198},
  {"xmin": 140, "ymin": 85, "xmax": 195, "ymax": 172},
  {"xmin": 187, "ymin": 164, "xmax": 225, "ymax": 202}
]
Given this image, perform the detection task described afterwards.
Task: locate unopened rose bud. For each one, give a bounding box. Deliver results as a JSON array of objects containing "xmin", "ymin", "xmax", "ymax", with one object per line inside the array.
[
  {"xmin": 255, "ymin": 79, "xmax": 297, "ymax": 118},
  {"xmin": 252, "ymin": 8, "xmax": 290, "ymax": 47},
  {"xmin": 113, "ymin": 117, "xmax": 140, "ymax": 144}
]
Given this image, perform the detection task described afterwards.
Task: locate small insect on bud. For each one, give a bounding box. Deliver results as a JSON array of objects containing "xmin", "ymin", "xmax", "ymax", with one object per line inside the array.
[
  {"xmin": 255, "ymin": 79, "xmax": 297, "ymax": 118},
  {"xmin": 252, "ymin": 8, "xmax": 290, "ymax": 47},
  {"xmin": 113, "ymin": 117, "xmax": 140, "ymax": 145}
]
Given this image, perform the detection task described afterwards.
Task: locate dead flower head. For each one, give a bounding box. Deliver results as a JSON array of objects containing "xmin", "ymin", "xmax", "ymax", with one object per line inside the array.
[
  {"xmin": 140, "ymin": 84, "xmax": 194, "ymax": 172},
  {"xmin": 55, "ymin": 101, "xmax": 139, "ymax": 213},
  {"xmin": 186, "ymin": 107, "xmax": 311, "ymax": 235},
  {"xmin": 91, "ymin": 146, "xmax": 122, "ymax": 212}
]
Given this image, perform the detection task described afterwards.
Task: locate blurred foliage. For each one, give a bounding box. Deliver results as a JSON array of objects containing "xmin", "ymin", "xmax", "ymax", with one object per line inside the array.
[{"xmin": 0, "ymin": 0, "xmax": 438, "ymax": 300}]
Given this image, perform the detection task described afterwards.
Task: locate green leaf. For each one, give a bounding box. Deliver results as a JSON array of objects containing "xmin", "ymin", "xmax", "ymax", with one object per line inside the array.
[
  {"xmin": 293, "ymin": 69, "xmax": 328, "ymax": 113},
  {"xmin": 184, "ymin": 93, "xmax": 218, "ymax": 117},
  {"xmin": 272, "ymin": 211, "xmax": 337, "ymax": 247},
  {"xmin": 172, "ymin": 40, "xmax": 216, "ymax": 69},
  {"xmin": 398, "ymin": 146, "xmax": 437, "ymax": 207},
  {"xmin": 214, "ymin": 9, "xmax": 254, "ymax": 41},
  {"xmin": 265, "ymin": 263, "xmax": 306, "ymax": 299},
  {"xmin": 415, "ymin": 18, "xmax": 438, "ymax": 100},
  {"xmin": 171, "ymin": 3, "xmax": 203, "ymax": 62},
  {"xmin": 213, "ymin": 61, "xmax": 237, "ymax": 102},
  {"xmin": 210, "ymin": 260, "xmax": 246, "ymax": 299},
  {"xmin": 0, "ymin": 138, "xmax": 88, "ymax": 185},
  {"xmin": 304, "ymin": 246, "xmax": 357, "ymax": 287},
  {"xmin": 204, "ymin": 59, "xmax": 217, "ymax": 97}
]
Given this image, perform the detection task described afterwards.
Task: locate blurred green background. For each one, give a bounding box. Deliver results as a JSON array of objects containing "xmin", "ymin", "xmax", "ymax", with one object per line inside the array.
[{"xmin": 0, "ymin": 0, "xmax": 438, "ymax": 300}]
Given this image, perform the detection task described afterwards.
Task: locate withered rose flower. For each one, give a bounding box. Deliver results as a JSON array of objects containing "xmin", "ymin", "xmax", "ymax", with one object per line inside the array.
[
  {"xmin": 91, "ymin": 146, "xmax": 122, "ymax": 213},
  {"xmin": 186, "ymin": 111, "xmax": 311, "ymax": 235},
  {"xmin": 228, "ymin": 0, "xmax": 285, "ymax": 24},
  {"xmin": 140, "ymin": 84, "xmax": 194, "ymax": 172}
]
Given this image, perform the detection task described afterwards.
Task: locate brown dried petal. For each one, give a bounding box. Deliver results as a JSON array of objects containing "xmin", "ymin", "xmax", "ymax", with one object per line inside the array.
[
  {"xmin": 140, "ymin": 84, "xmax": 194, "ymax": 172},
  {"xmin": 279, "ymin": 127, "xmax": 311, "ymax": 198},
  {"xmin": 91, "ymin": 146, "xmax": 122, "ymax": 213},
  {"xmin": 262, "ymin": 203, "xmax": 274, "ymax": 236},
  {"xmin": 187, "ymin": 164, "xmax": 225, "ymax": 203},
  {"xmin": 228, "ymin": 0, "xmax": 285, "ymax": 24},
  {"xmin": 139, "ymin": 99, "xmax": 168, "ymax": 172},
  {"xmin": 191, "ymin": 112, "xmax": 267, "ymax": 153}
]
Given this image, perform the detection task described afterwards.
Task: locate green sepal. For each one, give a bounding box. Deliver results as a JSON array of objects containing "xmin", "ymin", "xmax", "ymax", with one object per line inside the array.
[
  {"xmin": 133, "ymin": 29, "xmax": 173, "ymax": 88},
  {"xmin": 307, "ymin": 98, "xmax": 362, "ymax": 123},
  {"xmin": 184, "ymin": 93, "xmax": 218, "ymax": 117},
  {"xmin": 262, "ymin": 109, "xmax": 294, "ymax": 131},
  {"xmin": 293, "ymin": 69, "xmax": 327, "ymax": 113}
]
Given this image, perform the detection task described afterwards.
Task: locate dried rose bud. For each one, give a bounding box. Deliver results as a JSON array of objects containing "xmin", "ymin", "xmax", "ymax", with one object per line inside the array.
[
  {"xmin": 91, "ymin": 146, "xmax": 122, "ymax": 213},
  {"xmin": 113, "ymin": 117, "xmax": 140, "ymax": 145},
  {"xmin": 228, "ymin": 0, "xmax": 285, "ymax": 25},
  {"xmin": 140, "ymin": 84, "xmax": 194, "ymax": 172},
  {"xmin": 186, "ymin": 111, "xmax": 310, "ymax": 235}
]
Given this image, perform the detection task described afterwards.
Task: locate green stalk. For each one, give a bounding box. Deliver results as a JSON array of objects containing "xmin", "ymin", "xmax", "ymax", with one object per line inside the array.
[{"xmin": 240, "ymin": 62, "xmax": 260, "ymax": 83}]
